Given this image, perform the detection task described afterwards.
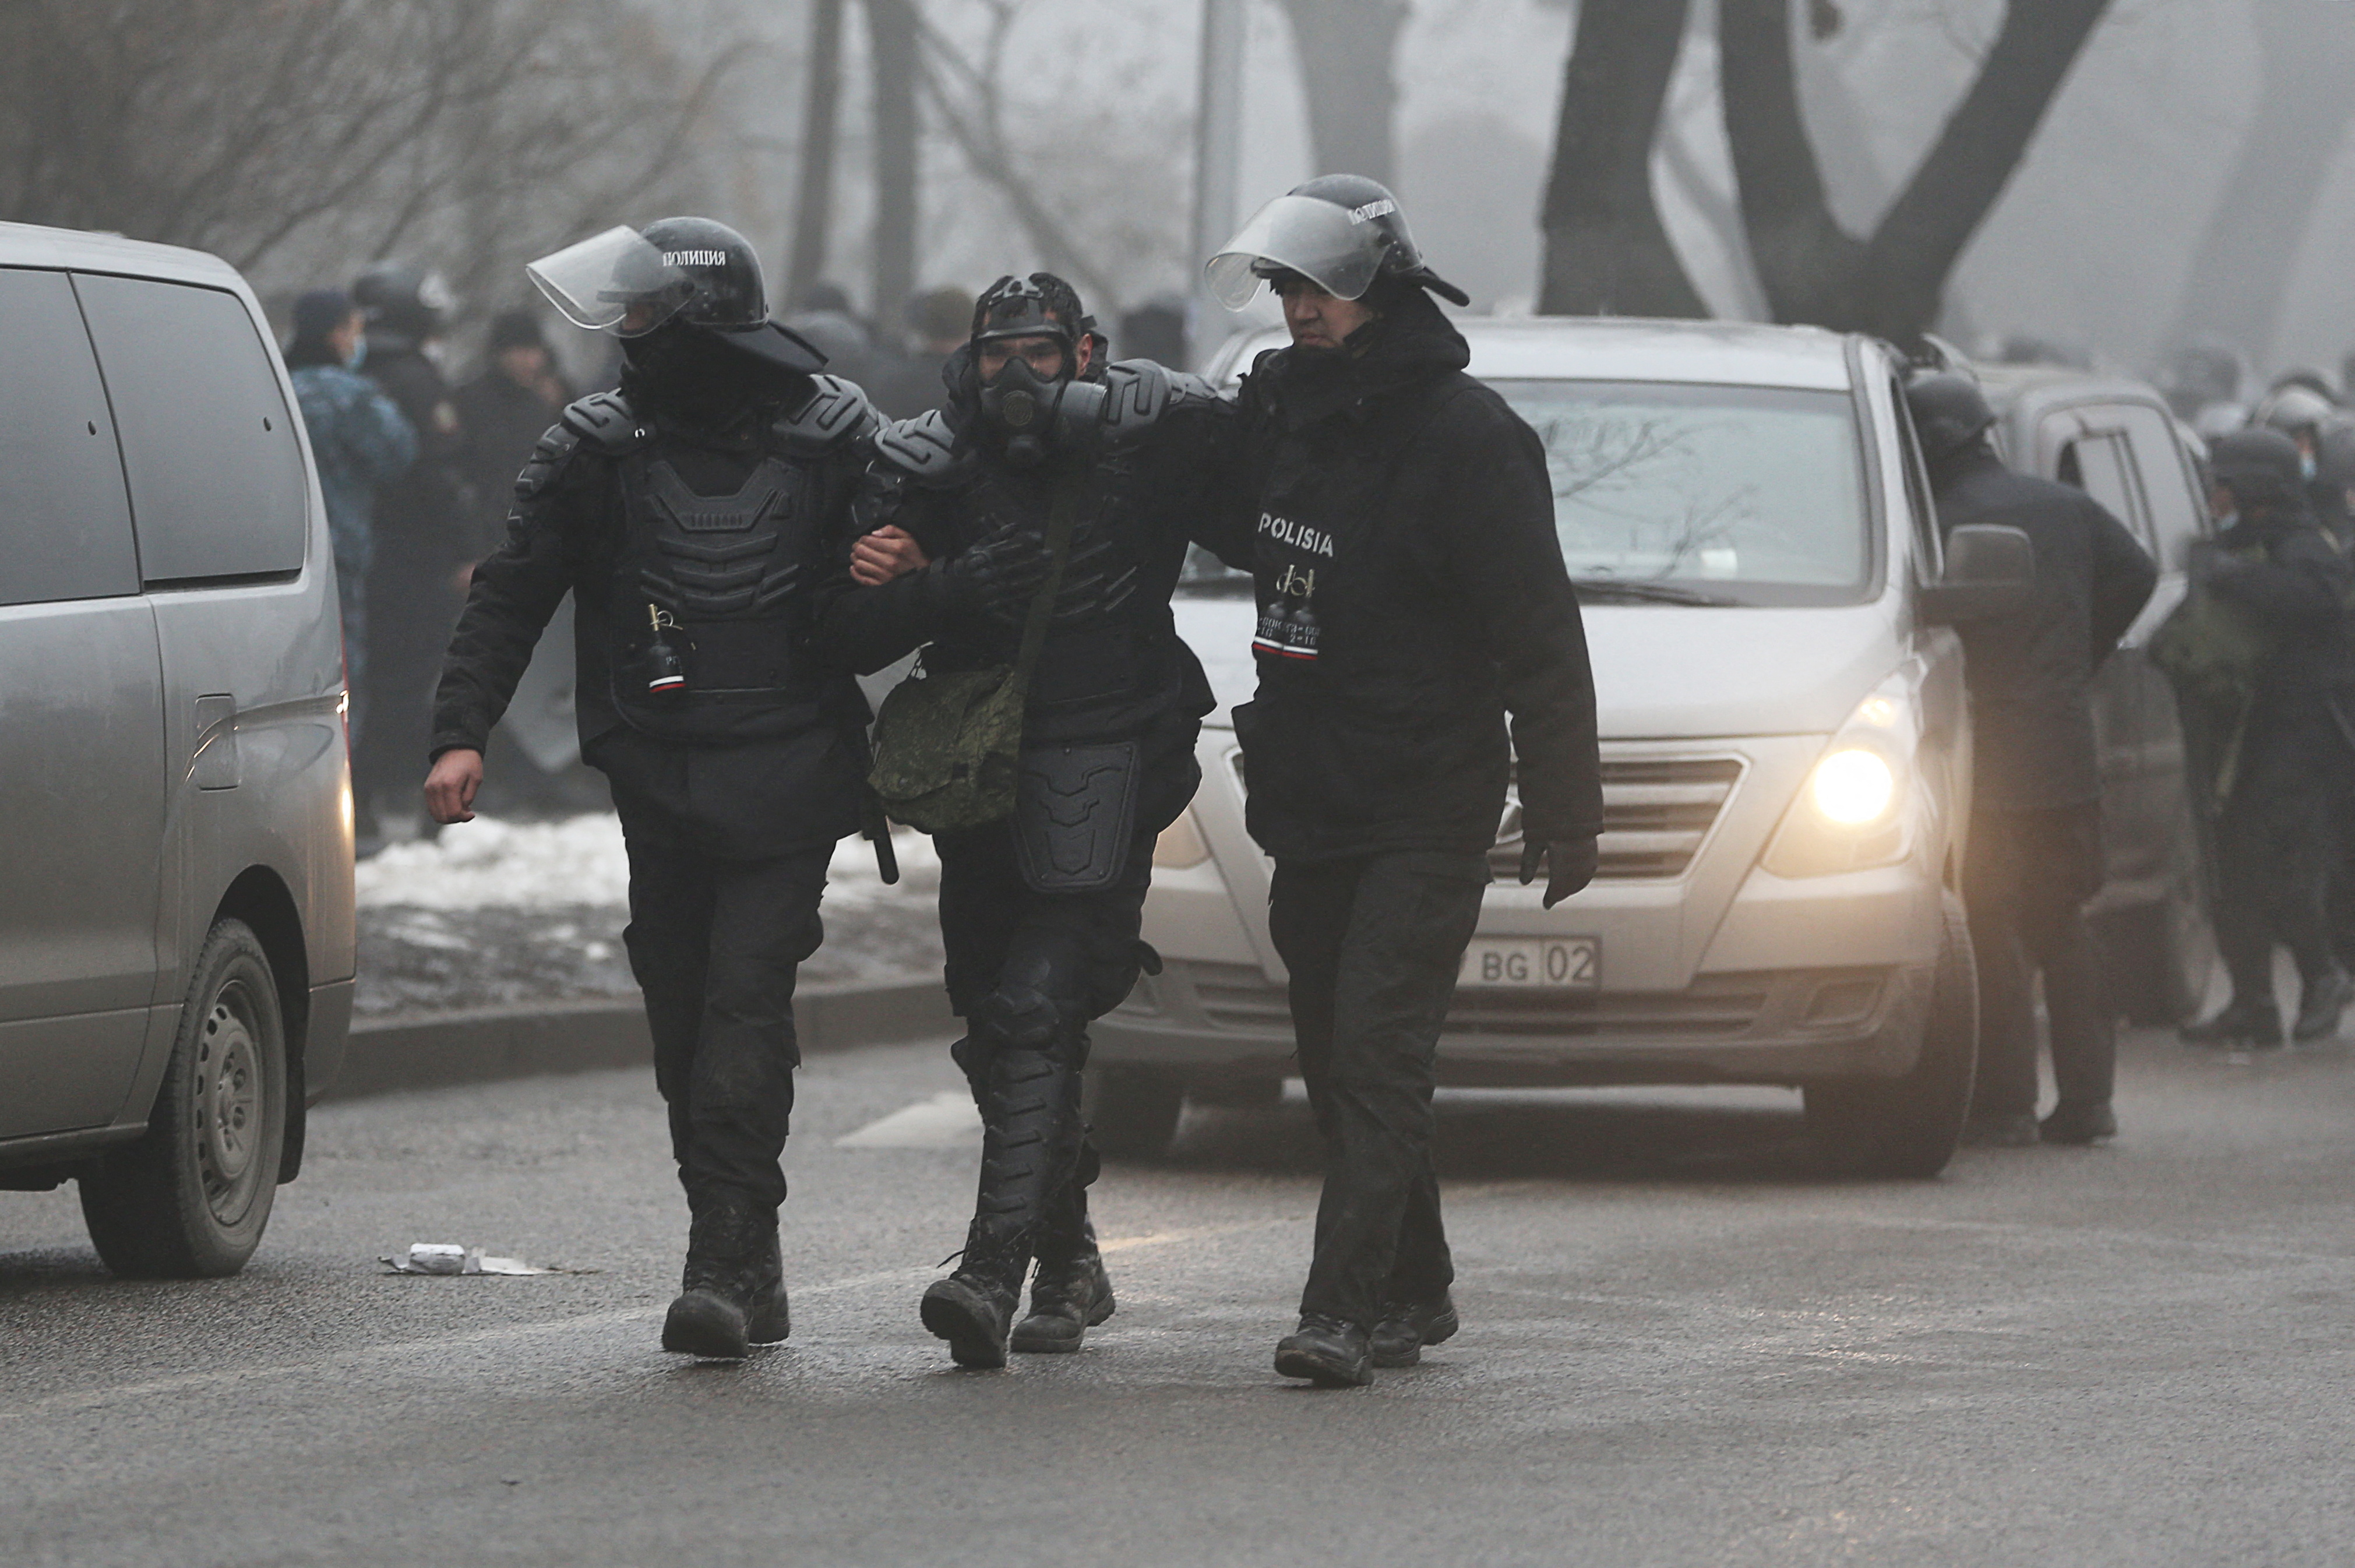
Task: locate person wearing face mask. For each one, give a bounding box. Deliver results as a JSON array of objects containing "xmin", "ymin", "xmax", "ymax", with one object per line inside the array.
[
  {"xmin": 283, "ymin": 287, "xmax": 418, "ymax": 742},
  {"xmin": 2169, "ymin": 429, "xmax": 2355, "ymax": 1048},
  {"xmin": 813, "ymin": 273, "xmax": 1240, "ymax": 1368},
  {"xmin": 1204, "ymin": 177, "xmax": 1602, "ymax": 1387},
  {"xmin": 2252, "ymin": 383, "xmax": 2354, "ymax": 548},
  {"xmin": 422, "ymin": 218, "xmax": 880, "ymax": 1361}
]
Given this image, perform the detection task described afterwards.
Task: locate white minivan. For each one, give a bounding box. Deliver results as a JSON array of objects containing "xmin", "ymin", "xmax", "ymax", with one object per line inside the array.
[
  {"xmin": 1092, "ymin": 318, "xmax": 2202, "ymax": 1178},
  {"xmin": 0, "ymin": 222, "xmax": 355, "ymax": 1273}
]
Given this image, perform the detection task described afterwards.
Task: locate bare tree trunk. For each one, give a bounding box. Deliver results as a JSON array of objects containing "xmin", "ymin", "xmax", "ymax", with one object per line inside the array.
[
  {"xmin": 1536, "ymin": 0, "xmax": 1706, "ymax": 318},
  {"xmin": 1274, "ymin": 0, "xmax": 1409, "ymax": 185},
  {"xmin": 788, "ymin": 0, "xmax": 845, "ymax": 302},
  {"xmin": 2167, "ymin": 0, "xmax": 2355, "ymax": 361},
  {"xmin": 866, "ymin": 0, "xmax": 919, "ymax": 325},
  {"xmin": 1721, "ymin": 0, "xmax": 2110, "ymax": 344},
  {"xmin": 1856, "ymin": 0, "xmax": 2110, "ymax": 340}
]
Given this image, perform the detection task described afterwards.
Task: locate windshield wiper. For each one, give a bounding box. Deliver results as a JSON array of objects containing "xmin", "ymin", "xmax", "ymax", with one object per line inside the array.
[{"xmin": 1571, "ymin": 577, "xmax": 1741, "ymax": 607}]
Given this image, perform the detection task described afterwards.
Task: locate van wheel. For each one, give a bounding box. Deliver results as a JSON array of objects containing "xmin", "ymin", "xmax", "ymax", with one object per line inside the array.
[
  {"xmin": 1804, "ymin": 892, "xmax": 1977, "ymax": 1179},
  {"xmin": 2100, "ymin": 808, "xmax": 2216, "ymax": 1026},
  {"xmin": 1084, "ymin": 1065, "xmax": 1186, "ymax": 1160},
  {"xmin": 80, "ymin": 921, "xmax": 286, "ymax": 1277}
]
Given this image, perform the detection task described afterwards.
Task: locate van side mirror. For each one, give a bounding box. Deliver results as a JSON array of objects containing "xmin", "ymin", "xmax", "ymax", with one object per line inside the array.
[{"xmin": 1919, "ymin": 523, "xmax": 2034, "ymax": 625}]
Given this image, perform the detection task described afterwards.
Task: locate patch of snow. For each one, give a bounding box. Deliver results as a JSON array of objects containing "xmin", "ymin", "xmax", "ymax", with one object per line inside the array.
[{"xmin": 356, "ymin": 813, "xmax": 939, "ymax": 912}]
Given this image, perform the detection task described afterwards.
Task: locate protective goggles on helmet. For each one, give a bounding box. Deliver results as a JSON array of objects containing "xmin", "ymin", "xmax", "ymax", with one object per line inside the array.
[
  {"xmin": 526, "ymin": 226, "xmax": 696, "ymax": 338},
  {"xmin": 1204, "ymin": 193, "xmax": 1399, "ymax": 311}
]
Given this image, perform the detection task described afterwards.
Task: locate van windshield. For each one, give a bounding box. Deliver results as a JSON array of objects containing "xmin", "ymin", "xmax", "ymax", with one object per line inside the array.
[{"xmin": 1493, "ymin": 380, "xmax": 1875, "ymax": 607}]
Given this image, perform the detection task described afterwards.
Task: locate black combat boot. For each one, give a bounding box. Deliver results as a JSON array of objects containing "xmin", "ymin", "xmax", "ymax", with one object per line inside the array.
[
  {"xmin": 663, "ymin": 1191, "xmax": 784, "ymax": 1360},
  {"xmin": 1369, "ymin": 1294, "xmax": 1460, "ymax": 1368},
  {"xmin": 1011, "ymin": 1197, "xmax": 1116, "ymax": 1355},
  {"xmin": 1274, "ymin": 1313, "xmax": 1373, "ymax": 1387},
  {"xmin": 922, "ymin": 1228, "xmax": 1023, "ymax": 1369},
  {"xmin": 2181, "ymin": 998, "xmax": 2285, "ymax": 1049},
  {"xmin": 2039, "ymin": 1100, "xmax": 2117, "ymax": 1146},
  {"xmin": 923, "ymin": 1024, "xmax": 1085, "ymax": 1368},
  {"xmin": 2294, "ymin": 970, "xmax": 2354, "ymax": 1042}
]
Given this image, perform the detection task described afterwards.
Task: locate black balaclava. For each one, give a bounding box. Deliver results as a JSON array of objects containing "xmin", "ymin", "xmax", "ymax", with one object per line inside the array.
[{"xmin": 621, "ymin": 321, "xmax": 802, "ymax": 429}]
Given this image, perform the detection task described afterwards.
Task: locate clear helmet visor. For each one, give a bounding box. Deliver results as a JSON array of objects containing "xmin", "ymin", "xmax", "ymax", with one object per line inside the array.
[
  {"xmin": 526, "ymin": 226, "xmax": 694, "ymax": 337},
  {"xmin": 1204, "ymin": 194, "xmax": 1390, "ymax": 311}
]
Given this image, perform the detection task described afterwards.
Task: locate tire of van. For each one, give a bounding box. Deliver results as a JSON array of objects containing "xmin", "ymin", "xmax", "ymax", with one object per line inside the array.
[
  {"xmin": 80, "ymin": 920, "xmax": 287, "ymax": 1278},
  {"xmin": 1803, "ymin": 892, "xmax": 1978, "ymax": 1179},
  {"xmin": 1084, "ymin": 1064, "xmax": 1186, "ymax": 1160}
]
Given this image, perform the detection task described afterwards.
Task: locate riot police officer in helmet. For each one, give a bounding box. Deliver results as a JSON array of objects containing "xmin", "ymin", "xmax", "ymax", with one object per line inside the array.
[
  {"xmin": 817, "ymin": 272, "xmax": 1239, "ymax": 1368},
  {"xmin": 425, "ymin": 218, "xmax": 879, "ymax": 1359},
  {"xmin": 2176, "ymin": 429, "xmax": 2355, "ymax": 1048}
]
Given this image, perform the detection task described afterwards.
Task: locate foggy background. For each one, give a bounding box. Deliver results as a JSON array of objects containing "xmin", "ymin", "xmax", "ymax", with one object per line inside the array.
[{"xmin": 4, "ymin": 0, "xmax": 2347, "ymax": 383}]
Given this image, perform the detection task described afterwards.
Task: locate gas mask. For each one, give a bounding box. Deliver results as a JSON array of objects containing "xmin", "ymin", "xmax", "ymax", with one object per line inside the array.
[{"xmin": 976, "ymin": 353, "xmax": 1069, "ymax": 468}]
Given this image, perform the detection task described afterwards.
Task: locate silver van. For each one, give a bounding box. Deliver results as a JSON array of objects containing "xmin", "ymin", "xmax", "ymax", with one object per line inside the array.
[
  {"xmin": 1094, "ymin": 319, "xmax": 2206, "ymax": 1178},
  {"xmin": 0, "ymin": 223, "xmax": 355, "ymax": 1273}
]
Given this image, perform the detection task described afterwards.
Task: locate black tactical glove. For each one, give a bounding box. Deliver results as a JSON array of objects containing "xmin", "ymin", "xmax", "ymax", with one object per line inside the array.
[
  {"xmin": 934, "ymin": 529, "xmax": 1051, "ymax": 620},
  {"xmin": 1518, "ymin": 836, "xmax": 1599, "ymax": 909}
]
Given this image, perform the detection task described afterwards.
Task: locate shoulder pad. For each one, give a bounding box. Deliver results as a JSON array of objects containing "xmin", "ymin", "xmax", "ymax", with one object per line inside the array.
[
  {"xmin": 559, "ymin": 390, "xmax": 649, "ymax": 455},
  {"xmin": 514, "ymin": 421, "xmax": 584, "ymax": 501},
  {"xmin": 774, "ymin": 373, "xmax": 879, "ymax": 454},
  {"xmin": 1099, "ymin": 358, "xmax": 1226, "ymax": 448},
  {"xmin": 871, "ymin": 408, "xmax": 968, "ymax": 485}
]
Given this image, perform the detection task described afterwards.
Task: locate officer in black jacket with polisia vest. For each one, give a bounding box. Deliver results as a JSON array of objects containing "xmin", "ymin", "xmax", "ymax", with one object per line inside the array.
[
  {"xmin": 424, "ymin": 219, "xmax": 877, "ymax": 1362},
  {"xmin": 1204, "ymin": 177, "xmax": 1603, "ymax": 1386}
]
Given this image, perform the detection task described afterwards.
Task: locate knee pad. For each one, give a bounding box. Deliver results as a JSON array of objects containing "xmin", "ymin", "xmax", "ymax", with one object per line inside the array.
[{"xmin": 971, "ymin": 979, "xmax": 1081, "ymax": 1056}]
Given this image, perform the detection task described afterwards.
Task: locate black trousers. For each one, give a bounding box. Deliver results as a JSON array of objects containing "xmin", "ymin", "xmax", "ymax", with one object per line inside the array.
[
  {"xmin": 932, "ymin": 745, "xmax": 1197, "ymax": 1270},
  {"xmin": 1268, "ymin": 849, "xmax": 1488, "ymax": 1330},
  {"xmin": 2216, "ymin": 730, "xmax": 2345, "ymax": 1002},
  {"xmin": 1963, "ymin": 803, "xmax": 2110, "ymax": 1119},
  {"xmin": 613, "ymin": 789, "xmax": 830, "ymax": 1213}
]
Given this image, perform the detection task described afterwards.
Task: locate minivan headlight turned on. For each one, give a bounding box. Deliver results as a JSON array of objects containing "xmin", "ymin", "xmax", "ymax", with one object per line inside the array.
[{"xmin": 1761, "ymin": 679, "xmax": 1920, "ymax": 878}]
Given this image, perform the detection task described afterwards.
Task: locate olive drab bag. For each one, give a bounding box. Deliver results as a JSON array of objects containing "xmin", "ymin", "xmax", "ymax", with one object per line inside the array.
[
  {"xmin": 865, "ymin": 484, "xmax": 1080, "ymax": 834},
  {"xmin": 2149, "ymin": 539, "xmax": 2286, "ymax": 806}
]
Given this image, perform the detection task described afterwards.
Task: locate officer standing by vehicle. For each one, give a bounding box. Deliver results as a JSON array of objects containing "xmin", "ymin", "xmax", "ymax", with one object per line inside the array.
[
  {"xmin": 1204, "ymin": 177, "xmax": 1602, "ymax": 1387},
  {"xmin": 2171, "ymin": 429, "xmax": 2355, "ymax": 1048},
  {"xmin": 1905, "ymin": 375, "xmax": 2156, "ymax": 1147},
  {"xmin": 2252, "ymin": 383, "xmax": 2354, "ymax": 547},
  {"xmin": 350, "ymin": 262, "xmax": 475, "ymax": 850},
  {"xmin": 816, "ymin": 273, "xmax": 1237, "ymax": 1369},
  {"xmin": 422, "ymin": 220, "xmax": 879, "ymax": 1360}
]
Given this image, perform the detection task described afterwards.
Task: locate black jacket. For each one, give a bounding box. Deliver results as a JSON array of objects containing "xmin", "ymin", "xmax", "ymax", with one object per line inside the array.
[
  {"xmin": 2208, "ymin": 501, "xmax": 2355, "ymax": 741},
  {"xmin": 429, "ymin": 370, "xmax": 875, "ymax": 850},
  {"xmin": 1933, "ymin": 450, "xmax": 2157, "ymax": 812},
  {"xmin": 454, "ymin": 367, "xmax": 573, "ymax": 562},
  {"xmin": 813, "ymin": 360, "xmax": 1239, "ymax": 747},
  {"xmin": 364, "ymin": 340, "xmax": 475, "ymax": 579},
  {"xmin": 1212, "ymin": 291, "xmax": 1602, "ymax": 862}
]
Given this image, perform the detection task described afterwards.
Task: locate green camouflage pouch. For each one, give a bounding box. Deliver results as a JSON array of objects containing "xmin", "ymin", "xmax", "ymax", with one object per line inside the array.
[{"xmin": 866, "ymin": 482, "xmax": 1080, "ymax": 834}]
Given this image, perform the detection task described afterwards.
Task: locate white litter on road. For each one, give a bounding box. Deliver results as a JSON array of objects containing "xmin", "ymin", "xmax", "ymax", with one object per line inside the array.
[
  {"xmin": 380, "ymin": 1242, "xmax": 558, "ymax": 1276},
  {"xmin": 357, "ymin": 814, "xmax": 937, "ymax": 912},
  {"xmin": 835, "ymin": 1090, "xmax": 981, "ymax": 1150}
]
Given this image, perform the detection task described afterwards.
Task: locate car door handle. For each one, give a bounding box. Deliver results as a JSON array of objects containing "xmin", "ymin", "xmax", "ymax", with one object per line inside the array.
[{"xmin": 193, "ymin": 694, "xmax": 240, "ymax": 790}]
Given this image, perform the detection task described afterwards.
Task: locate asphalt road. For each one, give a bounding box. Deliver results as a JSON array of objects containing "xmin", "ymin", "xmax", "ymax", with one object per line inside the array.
[{"xmin": 6, "ymin": 1027, "xmax": 2355, "ymax": 1567}]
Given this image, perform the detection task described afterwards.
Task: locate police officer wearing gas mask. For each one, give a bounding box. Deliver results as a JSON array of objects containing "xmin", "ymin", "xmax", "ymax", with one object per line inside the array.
[
  {"xmin": 423, "ymin": 219, "xmax": 879, "ymax": 1360},
  {"xmin": 1205, "ymin": 178, "xmax": 1602, "ymax": 1387},
  {"xmin": 815, "ymin": 273, "xmax": 1239, "ymax": 1368}
]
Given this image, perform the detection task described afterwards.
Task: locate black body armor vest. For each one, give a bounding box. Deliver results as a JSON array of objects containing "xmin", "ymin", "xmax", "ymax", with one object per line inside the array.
[{"xmin": 611, "ymin": 443, "xmax": 828, "ymax": 743}]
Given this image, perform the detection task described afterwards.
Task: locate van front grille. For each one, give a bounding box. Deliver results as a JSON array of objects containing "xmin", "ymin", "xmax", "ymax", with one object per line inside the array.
[
  {"xmin": 1220, "ymin": 746, "xmax": 1744, "ymax": 882},
  {"xmin": 1489, "ymin": 756, "xmax": 1744, "ymax": 880}
]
